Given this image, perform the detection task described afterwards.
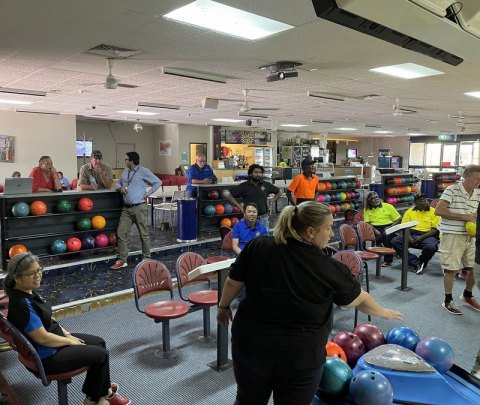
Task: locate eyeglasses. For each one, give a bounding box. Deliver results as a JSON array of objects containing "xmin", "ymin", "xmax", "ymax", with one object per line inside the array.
[
  {"xmin": 124, "ymin": 158, "xmax": 130, "ymax": 161},
  {"xmin": 196, "ymin": 160, "xmax": 206, "ymax": 163},
  {"xmin": 21, "ymin": 268, "xmax": 43, "ymax": 278}
]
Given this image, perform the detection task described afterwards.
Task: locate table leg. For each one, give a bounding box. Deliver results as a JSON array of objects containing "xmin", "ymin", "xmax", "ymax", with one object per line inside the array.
[{"xmin": 396, "ymin": 228, "xmax": 412, "ymax": 292}]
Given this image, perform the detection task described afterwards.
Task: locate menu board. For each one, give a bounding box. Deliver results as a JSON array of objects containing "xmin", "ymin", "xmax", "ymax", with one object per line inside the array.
[{"xmin": 222, "ymin": 130, "xmax": 271, "ymax": 144}]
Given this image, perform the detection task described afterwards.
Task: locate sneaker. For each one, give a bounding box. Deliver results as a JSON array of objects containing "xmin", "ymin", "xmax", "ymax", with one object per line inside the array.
[
  {"xmin": 460, "ymin": 295, "xmax": 480, "ymax": 312},
  {"xmin": 458, "ymin": 269, "xmax": 469, "ymax": 279},
  {"xmin": 110, "ymin": 260, "xmax": 127, "ymax": 270},
  {"xmin": 106, "ymin": 393, "xmax": 131, "ymax": 405},
  {"xmin": 414, "ymin": 262, "xmax": 425, "ymax": 275},
  {"xmin": 111, "ymin": 382, "xmax": 118, "ymax": 394},
  {"xmin": 442, "ymin": 301, "xmax": 463, "ymax": 315}
]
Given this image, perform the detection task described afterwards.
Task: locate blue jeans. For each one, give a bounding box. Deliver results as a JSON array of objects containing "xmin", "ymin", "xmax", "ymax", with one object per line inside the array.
[
  {"xmin": 390, "ymin": 230, "xmax": 438, "ymax": 267},
  {"xmin": 258, "ymin": 215, "xmax": 270, "ymax": 232}
]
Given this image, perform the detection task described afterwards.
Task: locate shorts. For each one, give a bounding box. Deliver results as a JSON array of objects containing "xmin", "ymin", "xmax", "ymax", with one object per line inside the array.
[{"xmin": 440, "ymin": 233, "xmax": 475, "ymax": 271}]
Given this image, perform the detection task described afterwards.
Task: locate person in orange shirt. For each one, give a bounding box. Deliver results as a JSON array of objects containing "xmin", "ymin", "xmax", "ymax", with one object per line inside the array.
[{"xmin": 286, "ymin": 158, "xmax": 319, "ymax": 205}]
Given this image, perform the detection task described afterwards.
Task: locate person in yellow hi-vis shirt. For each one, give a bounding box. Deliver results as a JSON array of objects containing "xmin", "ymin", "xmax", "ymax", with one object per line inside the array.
[{"xmin": 391, "ymin": 194, "xmax": 440, "ymax": 275}]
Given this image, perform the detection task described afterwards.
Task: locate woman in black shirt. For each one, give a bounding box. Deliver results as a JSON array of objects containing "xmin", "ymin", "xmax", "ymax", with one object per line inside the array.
[{"xmin": 217, "ymin": 201, "xmax": 403, "ymax": 405}]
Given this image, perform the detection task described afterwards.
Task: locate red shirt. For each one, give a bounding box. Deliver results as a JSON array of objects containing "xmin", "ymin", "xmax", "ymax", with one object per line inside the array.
[{"xmin": 29, "ymin": 167, "xmax": 55, "ymax": 193}]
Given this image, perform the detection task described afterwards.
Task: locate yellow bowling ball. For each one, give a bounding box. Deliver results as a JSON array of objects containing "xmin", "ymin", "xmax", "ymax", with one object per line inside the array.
[{"xmin": 465, "ymin": 221, "xmax": 476, "ymax": 236}]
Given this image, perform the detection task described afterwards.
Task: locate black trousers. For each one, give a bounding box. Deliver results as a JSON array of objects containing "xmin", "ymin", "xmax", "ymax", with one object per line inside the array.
[
  {"xmin": 41, "ymin": 333, "xmax": 111, "ymax": 401},
  {"xmin": 232, "ymin": 335, "xmax": 324, "ymax": 405}
]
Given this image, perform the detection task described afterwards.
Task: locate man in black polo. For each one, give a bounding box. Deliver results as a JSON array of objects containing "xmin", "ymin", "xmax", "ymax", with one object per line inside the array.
[{"xmin": 228, "ymin": 164, "xmax": 282, "ymax": 231}]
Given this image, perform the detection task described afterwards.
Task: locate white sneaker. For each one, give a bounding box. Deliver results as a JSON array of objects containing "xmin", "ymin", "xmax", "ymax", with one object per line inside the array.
[{"xmin": 84, "ymin": 397, "xmax": 97, "ymax": 405}]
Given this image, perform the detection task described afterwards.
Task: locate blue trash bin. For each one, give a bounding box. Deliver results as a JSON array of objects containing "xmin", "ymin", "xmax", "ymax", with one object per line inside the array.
[
  {"xmin": 177, "ymin": 198, "xmax": 197, "ymax": 242},
  {"xmin": 369, "ymin": 183, "xmax": 385, "ymax": 199},
  {"xmin": 421, "ymin": 179, "xmax": 434, "ymax": 199}
]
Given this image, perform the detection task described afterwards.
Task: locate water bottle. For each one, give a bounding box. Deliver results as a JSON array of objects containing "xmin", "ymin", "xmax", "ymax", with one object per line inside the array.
[{"xmin": 89, "ymin": 175, "xmax": 98, "ymax": 190}]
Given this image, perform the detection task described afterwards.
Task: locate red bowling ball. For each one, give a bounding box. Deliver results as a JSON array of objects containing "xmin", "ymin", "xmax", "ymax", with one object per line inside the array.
[
  {"xmin": 208, "ymin": 189, "xmax": 219, "ymax": 200},
  {"xmin": 66, "ymin": 237, "xmax": 82, "ymax": 252},
  {"xmin": 353, "ymin": 323, "xmax": 386, "ymax": 352},
  {"xmin": 78, "ymin": 197, "xmax": 94, "ymax": 211},
  {"xmin": 95, "ymin": 233, "xmax": 109, "ymax": 247},
  {"xmin": 230, "ymin": 217, "xmax": 240, "ymax": 226},
  {"xmin": 332, "ymin": 331, "xmax": 365, "ymax": 367},
  {"xmin": 232, "ymin": 206, "xmax": 241, "ymax": 213},
  {"xmin": 108, "ymin": 233, "xmax": 117, "ymax": 246}
]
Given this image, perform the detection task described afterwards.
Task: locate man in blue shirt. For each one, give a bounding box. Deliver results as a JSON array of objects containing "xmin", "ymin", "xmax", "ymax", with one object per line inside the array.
[
  {"xmin": 186, "ymin": 153, "xmax": 217, "ymax": 198},
  {"xmin": 111, "ymin": 151, "xmax": 161, "ymax": 270},
  {"xmin": 232, "ymin": 202, "xmax": 268, "ymax": 255}
]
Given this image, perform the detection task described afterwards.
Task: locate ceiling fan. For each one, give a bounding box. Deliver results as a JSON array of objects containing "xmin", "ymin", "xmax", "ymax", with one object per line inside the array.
[
  {"xmin": 239, "ymin": 89, "xmax": 279, "ymax": 113},
  {"xmin": 392, "ymin": 98, "xmax": 417, "ymax": 117},
  {"xmin": 81, "ymin": 58, "xmax": 137, "ymax": 89},
  {"xmin": 448, "ymin": 111, "xmax": 480, "ymax": 133}
]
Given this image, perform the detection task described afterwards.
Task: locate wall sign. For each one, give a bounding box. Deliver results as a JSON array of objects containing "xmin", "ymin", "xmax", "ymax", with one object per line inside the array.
[
  {"xmin": 0, "ymin": 135, "xmax": 15, "ymax": 162},
  {"xmin": 222, "ymin": 129, "xmax": 271, "ymax": 144},
  {"xmin": 159, "ymin": 140, "xmax": 172, "ymax": 156}
]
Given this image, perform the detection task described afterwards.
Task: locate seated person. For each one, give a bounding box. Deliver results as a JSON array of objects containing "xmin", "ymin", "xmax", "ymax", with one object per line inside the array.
[
  {"xmin": 29, "ymin": 156, "xmax": 62, "ymax": 192},
  {"xmin": 2, "ymin": 253, "xmax": 130, "ymax": 405},
  {"xmin": 364, "ymin": 191, "xmax": 402, "ymax": 266},
  {"xmin": 11, "ymin": 171, "xmax": 21, "ymax": 178},
  {"xmin": 391, "ymin": 194, "xmax": 440, "ymax": 275},
  {"xmin": 57, "ymin": 171, "xmax": 70, "ymax": 190},
  {"xmin": 231, "ymin": 202, "xmax": 268, "ymax": 255}
]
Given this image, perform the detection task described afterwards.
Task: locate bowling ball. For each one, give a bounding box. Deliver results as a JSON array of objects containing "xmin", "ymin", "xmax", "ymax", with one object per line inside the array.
[
  {"xmin": 81, "ymin": 235, "xmax": 95, "ymax": 249},
  {"xmin": 12, "ymin": 202, "xmax": 30, "ymax": 217},
  {"xmin": 386, "ymin": 326, "xmax": 420, "ymax": 351},
  {"xmin": 340, "ymin": 192, "xmax": 346, "ymax": 201},
  {"xmin": 30, "ymin": 200, "xmax": 47, "ymax": 216},
  {"xmin": 204, "ymin": 205, "xmax": 216, "ymax": 216},
  {"xmin": 329, "ymin": 205, "xmax": 336, "ymax": 214},
  {"xmin": 353, "ymin": 323, "xmax": 386, "ymax": 352},
  {"xmin": 51, "ymin": 239, "xmax": 67, "ymax": 254},
  {"xmin": 230, "ymin": 217, "xmax": 240, "ymax": 226},
  {"xmin": 355, "ymin": 180, "xmax": 361, "ymax": 188},
  {"xmin": 339, "ymin": 181, "xmax": 348, "ymax": 189},
  {"xmin": 334, "ymin": 204, "xmax": 341, "ymax": 213},
  {"xmin": 326, "ymin": 341, "xmax": 347, "ymax": 362},
  {"xmin": 214, "ymin": 204, "xmax": 225, "ymax": 215},
  {"xmin": 56, "ymin": 199, "xmax": 73, "ymax": 213},
  {"xmin": 339, "ymin": 204, "xmax": 346, "ymax": 212},
  {"xmin": 77, "ymin": 197, "xmax": 94, "ymax": 211},
  {"xmin": 330, "ymin": 182, "xmax": 337, "ymax": 190},
  {"xmin": 232, "ymin": 206, "xmax": 241, "ymax": 213},
  {"xmin": 220, "ymin": 218, "xmax": 232, "ymax": 228},
  {"xmin": 76, "ymin": 217, "xmax": 92, "ymax": 231},
  {"xmin": 221, "ymin": 189, "xmax": 231, "ymax": 198},
  {"xmin": 8, "ymin": 244, "xmax": 28, "ymax": 258},
  {"xmin": 223, "ymin": 203, "xmax": 233, "ymax": 214},
  {"xmin": 343, "ymin": 202, "xmax": 350, "ymax": 210},
  {"xmin": 324, "ymin": 193, "xmax": 331, "ymax": 202},
  {"xmin": 91, "ymin": 215, "xmax": 106, "ymax": 229},
  {"xmin": 466, "ymin": 221, "xmax": 476, "ymax": 236},
  {"xmin": 108, "ymin": 233, "xmax": 117, "ymax": 246},
  {"xmin": 325, "ymin": 182, "xmax": 332, "ymax": 190},
  {"xmin": 349, "ymin": 370, "xmax": 393, "ymax": 405},
  {"xmin": 317, "ymin": 195, "xmax": 325, "ymax": 202},
  {"xmin": 208, "ymin": 189, "xmax": 219, "ymax": 200},
  {"xmin": 318, "ymin": 356, "xmax": 353, "ymax": 397},
  {"xmin": 332, "ymin": 332, "xmax": 365, "ymax": 367},
  {"xmin": 66, "ymin": 237, "xmax": 82, "ymax": 252},
  {"xmin": 415, "ymin": 337, "xmax": 454, "ymax": 374},
  {"xmin": 94, "ymin": 233, "xmax": 109, "ymax": 247},
  {"xmin": 386, "ymin": 188, "xmax": 395, "ymax": 195},
  {"xmin": 318, "ymin": 182, "xmax": 326, "ymax": 191},
  {"xmin": 385, "ymin": 197, "xmax": 393, "ymax": 204}
]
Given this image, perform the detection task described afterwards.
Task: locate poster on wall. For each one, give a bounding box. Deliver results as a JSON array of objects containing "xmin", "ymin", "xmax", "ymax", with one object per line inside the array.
[
  {"xmin": 0, "ymin": 135, "xmax": 15, "ymax": 162},
  {"xmin": 159, "ymin": 140, "xmax": 172, "ymax": 156}
]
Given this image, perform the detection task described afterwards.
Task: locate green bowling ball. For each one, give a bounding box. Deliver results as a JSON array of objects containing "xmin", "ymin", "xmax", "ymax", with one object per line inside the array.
[
  {"xmin": 76, "ymin": 217, "xmax": 92, "ymax": 231},
  {"xmin": 318, "ymin": 356, "xmax": 353, "ymax": 398},
  {"xmin": 57, "ymin": 199, "xmax": 73, "ymax": 213}
]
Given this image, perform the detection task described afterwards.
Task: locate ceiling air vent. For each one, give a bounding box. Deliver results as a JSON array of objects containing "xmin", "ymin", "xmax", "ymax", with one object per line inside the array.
[{"xmin": 86, "ymin": 44, "xmax": 142, "ymax": 59}]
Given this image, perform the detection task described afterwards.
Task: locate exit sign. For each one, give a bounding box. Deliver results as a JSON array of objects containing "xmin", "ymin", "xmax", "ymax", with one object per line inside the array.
[{"xmin": 438, "ymin": 134, "xmax": 455, "ymax": 141}]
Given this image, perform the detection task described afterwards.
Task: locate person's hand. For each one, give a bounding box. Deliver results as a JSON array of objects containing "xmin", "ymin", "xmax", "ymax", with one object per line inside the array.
[
  {"xmin": 50, "ymin": 167, "xmax": 58, "ymax": 175},
  {"xmin": 204, "ymin": 178, "xmax": 212, "ymax": 184},
  {"xmin": 465, "ymin": 213, "xmax": 477, "ymax": 222},
  {"xmin": 119, "ymin": 186, "xmax": 128, "ymax": 195},
  {"xmin": 380, "ymin": 309, "xmax": 403, "ymax": 320},
  {"xmin": 67, "ymin": 335, "xmax": 85, "ymax": 346},
  {"xmin": 217, "ymin": 307, "xmax": 232, "ymax": 326},
  {"xmin": 93, "ymin": 164, "xmax": 103, "ymax": 173}
]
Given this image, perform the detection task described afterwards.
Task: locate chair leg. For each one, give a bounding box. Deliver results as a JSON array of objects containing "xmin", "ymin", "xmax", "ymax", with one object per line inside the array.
[
  {"xmin": 197, "ymin": 307, "xmax": 213, "ymax": 343},
  {"xmin": 57, "ymin": 379, "xmax": 71, "ymax": 405},
  {"xmin": 364, "ymin": 262, "xmax": 370, "ymax": 293},
  {"xmin": 376, "ymin": 256, "xmax": 382, "ymax": 277},
  {"xmin": 154, "ymin": 320, "xmax": 178, "ymax": 359},
  {"xmin": 354, "ymin": 308, "xmax": 358, "ymax": 328}
]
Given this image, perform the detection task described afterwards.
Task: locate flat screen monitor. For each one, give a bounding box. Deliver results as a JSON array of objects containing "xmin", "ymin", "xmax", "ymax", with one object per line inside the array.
[
  {"xmin": 76, "ymin": 140, "xmax": 93, "ymax": 157},
  {"xmin": 346, "ymin": 148, "xmax": 358, "ymax": 159}
]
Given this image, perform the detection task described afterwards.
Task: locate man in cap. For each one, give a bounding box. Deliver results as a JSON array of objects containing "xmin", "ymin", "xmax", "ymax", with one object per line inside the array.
[
  {"xmin": 286, "ymin": 158, "xmax": 319, "ymax": 205},
  {"xmin": 78, "ymin": 150, "xmax": 114, "ymax": 190}
]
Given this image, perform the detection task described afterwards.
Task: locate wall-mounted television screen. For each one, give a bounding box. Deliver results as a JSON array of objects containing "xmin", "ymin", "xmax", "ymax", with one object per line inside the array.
[
  {"xmin": 346, "ymin": 148, "xmax": 358, "ymax": 159},
  {"xmin": 76, "ymin": 140, "xmax": 93, "ymax": 157}
]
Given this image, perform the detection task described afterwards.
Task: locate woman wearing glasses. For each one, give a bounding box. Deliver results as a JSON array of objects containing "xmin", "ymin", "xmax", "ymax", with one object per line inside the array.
[{"xmin": 2, "ymin": 253, "xmax": 130, "ymax": 405}]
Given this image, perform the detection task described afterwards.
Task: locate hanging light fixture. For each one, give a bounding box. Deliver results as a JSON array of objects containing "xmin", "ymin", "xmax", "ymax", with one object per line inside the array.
[{"xmin": 367, "ymin": 140, "xmax": 375, "ymax": 158}]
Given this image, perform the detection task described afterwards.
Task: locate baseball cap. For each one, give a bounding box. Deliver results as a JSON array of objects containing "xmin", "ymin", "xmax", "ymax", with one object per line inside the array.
[
  {"xmin": 91, "ymin": 150, "xmax": 103, "ymax": 158},
  {"xmin": 301, "ymin": 158, "xmax": 314, "ymax": 168}
]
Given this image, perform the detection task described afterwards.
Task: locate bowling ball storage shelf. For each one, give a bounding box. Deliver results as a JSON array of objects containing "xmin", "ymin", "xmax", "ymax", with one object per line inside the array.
[
  {"xmin": 0, "ymin": 190, "xmax": 123, "ymax": 270},
  {"xmin": 316, "ymin": 176, "xmax": 363, "ymax": 215}
]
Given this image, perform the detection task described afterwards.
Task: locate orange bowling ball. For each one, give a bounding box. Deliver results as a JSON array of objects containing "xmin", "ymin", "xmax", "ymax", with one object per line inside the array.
[
  {"xmin": 220, "ymin": 218, "xmax": 232, "ymax": 228},
  {"xmin": 91, "ymin": 215, "xmax": 106, "ymax": 229},
  {"xmin": 214, "ymin": 204, "xmax": 225, "ymax": 215},
  {"xmin": 318, "ymin": 182, "xmax": 326, "ymax": 191},
  {"xmin": 30, "ymin": 200, "xmax": 47, "ymax": 216},
  {"xmin": 8, "ymin": 244, "xmax": 28, "ymax": 259},
  {"xmin": 326, "ymin": 341, "xmax": 347, "ymax": 362}
]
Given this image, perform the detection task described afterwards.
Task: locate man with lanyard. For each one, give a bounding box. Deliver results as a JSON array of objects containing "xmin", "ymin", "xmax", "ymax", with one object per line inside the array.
[
  {"xmin": 78, "ymin": 150, "xmax": 114, "ymax": 190},
  {"xmin": 286, "ymin": 158, "xmax": 319, "ymax": 205},
  {"xmin": 186, "ymin": 153, "xmax": 217, "ymax": 198},
  {"xmin": 110, "ymin": 151, "xmax": 161, "ymax": 270},
  {"xmin": 390, "ymin": 194, "xmax": 440, "ymax": 274},
  {"xmin": 228, "ymin": 164, "xmax": 282, "ymax": 231}
]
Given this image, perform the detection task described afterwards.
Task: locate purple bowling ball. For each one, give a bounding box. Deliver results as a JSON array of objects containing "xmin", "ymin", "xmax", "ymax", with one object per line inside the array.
[
  {"xmin": 81, "ymin": 235, "xmax": 95, "ymax": 250},
  {"xmin": 332, "ymin": 332, "xmax": 365, "ymax": 367},
  {"xmin": 353, "ymin": 323, "xmax": 386, "ymax": 352},
  {"xmin": 95, "ymin": 233, "xmax": 109, "ymax": 248},
  {"xmin": 415, "ymin": 337, "xmax": 454, "ymax": 374},
  {"xmin": 223, "ymin": 203, "xmax": 233, "ymax": 214}
]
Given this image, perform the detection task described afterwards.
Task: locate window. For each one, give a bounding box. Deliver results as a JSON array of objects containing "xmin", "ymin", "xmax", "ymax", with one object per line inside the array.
[
  {"xmin": 442, "ymin": 144, "xmax": 457, "ymax": 166},
  {"xmin": 409, "ymin": 143, "xmax": 425, "ymax": 165},
  {"xmin": 425, "ymin": 143, "xmax": 441, "ymax": 166},
  {"xmin": 459, "ymin": 142, "xmax": 474, "ymax": 166}
]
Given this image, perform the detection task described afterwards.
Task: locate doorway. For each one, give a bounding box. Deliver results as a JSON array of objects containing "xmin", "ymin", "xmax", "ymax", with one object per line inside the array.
[{"xmin": 189, "ymin": 143, "xmax": 207, "ymax": 164}]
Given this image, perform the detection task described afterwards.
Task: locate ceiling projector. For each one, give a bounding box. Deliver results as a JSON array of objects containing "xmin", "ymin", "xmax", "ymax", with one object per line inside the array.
[{"xmin": 266, "ymin": 70, "xmax": 298, "ymax": 82}]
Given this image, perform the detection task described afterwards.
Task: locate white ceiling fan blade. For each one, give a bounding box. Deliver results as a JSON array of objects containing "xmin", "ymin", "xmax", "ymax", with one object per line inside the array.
[{"xmin": 250, "ymin": 107, "xmax": 280, "ymax": 111}]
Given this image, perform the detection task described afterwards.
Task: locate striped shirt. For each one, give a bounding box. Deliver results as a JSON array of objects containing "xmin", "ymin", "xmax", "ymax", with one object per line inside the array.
[{"xmin": 438, "ymin": 183, "xmax": 480, "ymax": 234}]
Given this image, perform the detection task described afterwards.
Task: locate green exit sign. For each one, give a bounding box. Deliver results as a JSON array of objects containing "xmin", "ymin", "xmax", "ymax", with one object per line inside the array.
[{"xmin": 438, "ymin": 134, "xmax": 455, "ymax": 141}]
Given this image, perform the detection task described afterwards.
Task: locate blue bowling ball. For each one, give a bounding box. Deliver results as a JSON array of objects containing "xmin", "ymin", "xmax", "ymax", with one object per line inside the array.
[
  {"xmin": 12, "ymin": 202, "xmax": 30, "ymax": 217},
  {"xmin": 324, "ymin": 194, "xmax": 331, "ymax": 202},
  {"xmin": 204, "ymin": 204, "xmax": 216, "ymax": 216},
  {"xmin": 386, "ymin": 326, "xmax": 420, "ymax": 351},
  {"xmin": 415, "ymin": 337, "xmax": 454, "ymax": 374},
  {"xmin": 51, "ymin": 239, "xmax": 67, "ymax": 254},
  {"xmin": 223, "ymin": 203, "xmax": 233, "ymax": 214},
  {"xmin": 350, "ymin": 370, "xmax": 393, "ymax": 405},
  {"xmin": 81, "ymin": 235, "xmax": 95, "ymax": 250},
  {"xmin": 339, "ymin": 181, "xmax": 348, "ymax": 189}
]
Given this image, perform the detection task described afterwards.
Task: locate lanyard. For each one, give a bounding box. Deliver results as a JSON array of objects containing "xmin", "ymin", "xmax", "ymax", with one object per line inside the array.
[{"xmin": 126, "ymin": 166, "xmax": 139, "ymax": 187}]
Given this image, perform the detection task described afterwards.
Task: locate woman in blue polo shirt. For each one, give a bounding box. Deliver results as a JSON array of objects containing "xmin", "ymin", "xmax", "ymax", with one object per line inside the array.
[{"xmin": 232, "ymin": 202, "xmax": 268, "ymax": 255}]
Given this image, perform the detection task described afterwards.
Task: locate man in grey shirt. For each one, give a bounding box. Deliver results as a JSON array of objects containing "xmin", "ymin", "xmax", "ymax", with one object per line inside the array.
[{"xmin": 78, "ymin": 150, "xmax": 114, "ymax": 190}]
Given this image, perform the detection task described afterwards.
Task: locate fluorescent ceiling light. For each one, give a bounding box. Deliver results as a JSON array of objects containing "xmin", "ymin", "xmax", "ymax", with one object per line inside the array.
[
  {"xmin": 162, "ymin": 67, "xmax": 228, "ymax": 84},
  {"xmin": 280, "ymin": 124, "xmax": 308, "ymax": 128},
  {"xmin": 408, "ymin": 132, "xmax": 425, "ymax": 135},
  {"xmin": 307, "ymin": 91, "xmax": 345, "ymax": 102},
  {"xmin": 164, "ymin": 0, "xmax": 293, "ymax": 41},
  {"xmin": 117, "ymin": 110, "xmax": 158, "ymax": 116},
  {"xmin": 374, "ymin": 130, "xmax": 393, "ymax": 134},
  {"xmin": 311, "ymin": 119, "xmax": 334, "ymax": 124},
  {"xmin": 0, "ymin": 87, "xmax": 46, "ymax": 97},
  {"xmin": 0, "ymin": 99, "xmax": 33, "ymax": 105},
  {"xmin": 335, "ymin": 127, "xmax": 357, "ymax": 131},
  {"xmin": 465, "ymin": 92, "xmax": 480, "ymax": 99},
  {"xmin": 211, "ymin": 118, "xmax": 243, "ymax": 123},
  {"xmin": 369, "ymin": 63, "xmax": 444, "ymax": 79},
  {"xmin": 137, "ymin": 101, "xmax": 180, "ymax": 110}
]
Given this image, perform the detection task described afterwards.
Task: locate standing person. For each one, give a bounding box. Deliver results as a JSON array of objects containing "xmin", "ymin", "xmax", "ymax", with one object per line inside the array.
[
  {"xmin": 110, "ymin": 152, "xmax": 161, "ymax": 270},
  {"xmin": 364, "ymin": 191, "xmax": 402, "ymax": 266},
  {"xmin": 29, "ymin": 156, "xmax": 62, "ymax": 193},
  {"xmin": 57, "ymin": 171, "xmax": 70, "ymax": 190},
  {"xmin": 217, "ymin": 202, "xmax": 402, "ymax": 405},
  {"xmin": 390, "ymin": 194, "xmax": 440, "ymax": 274},
  {"xmin": 78, "ymin": 150, "xmax": 114, "ymax": 191},
  {"xmin": 435, "ymin": 164, "xmax": 480, "ymax": 315},
  {"xmin": 286, "ymin": 158, "xmax": 319, "ymax": 205},
  {"xmin": 3, "ymin": 253, "xmax": 130, "ymax": 405},
  {"xmin": 228, "ymin": 164, "xmax": 282, "ymax": 231},
  {"xmin": 185, "ymin": 153, "xmax": 217, "ymax": 198},
  {"xmin": 231, "ymin": 203, "xmax": 268, "ymax": 255}
]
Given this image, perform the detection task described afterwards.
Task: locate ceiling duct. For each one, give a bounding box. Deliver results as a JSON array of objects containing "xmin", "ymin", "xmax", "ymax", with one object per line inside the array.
[
  {"xmin": 307, "ymin": 91, "xmax": 345, "ymax": 102},
  {"xmin": 238, "ymin": 112, "xmax": 269, "ymax": 119},
  {"xmin": 137, "ymin": 101, "xmax": 180, "ymax": 110},
  {"xmin": 161, "ymin": 67, "xmax": 229, "ymax": 83},
  {"xmin": 86, "ymin": 44, "xmax": 142, "ymax": 59},
  {"xmin": 0, "ymin": 87, "xmax": 46, "ymax": 97},
  {"xmin": 311, "ymin": 119, "xmax": 334, "ymax": 124}
]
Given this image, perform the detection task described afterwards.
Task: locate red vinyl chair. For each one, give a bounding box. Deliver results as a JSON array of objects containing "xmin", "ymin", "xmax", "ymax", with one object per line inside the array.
[
  {"xmin": 357, "ymin": 221, "xmax": 396, "ymax": 277},
  {"xmin": 0, "ymin": 312, "xmax": 88, "ymax": 405},
  {"xmin": 205, "ymin": 231, "xmax": 234, "ymax": 264},
  {"xmin": 70, "ymin": 178, "xmax": 79, "ymax": 190},
  {"xmin": 175, "ymin": 252, "xmax": 218, "ymax": 342},
  {"xmin": 132, "ymin": 260, "xmax": 189, "ymax": 358},
  {"xmin": 331, "ymin": 251, "xmax": 367, "ymax": 327},
  {"xmin": 0, "ymin": 289, "xmax": 8, "ymax": 309}
]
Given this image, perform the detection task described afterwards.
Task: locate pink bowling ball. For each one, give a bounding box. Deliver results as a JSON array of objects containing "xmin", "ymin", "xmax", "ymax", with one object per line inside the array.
[{"xmin": 95, "ymin": 233, "xmax": 109, "ymax": 247}]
